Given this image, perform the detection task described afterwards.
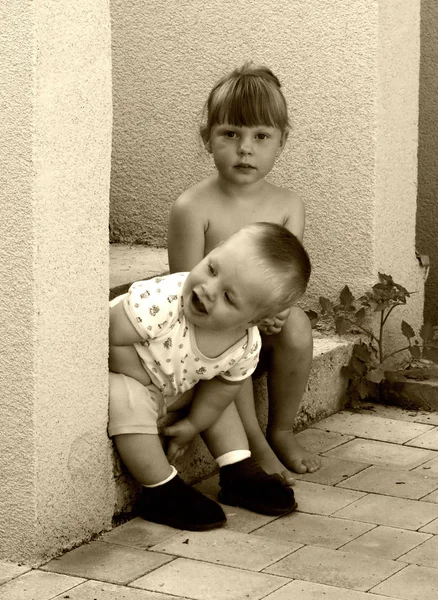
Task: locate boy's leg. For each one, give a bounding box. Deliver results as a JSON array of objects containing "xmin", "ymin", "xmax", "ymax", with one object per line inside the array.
[
  {"xmin": 202, "ymin": 402, "xmax": 297, "ymax": 516},
  {"xmin": 109, "ymin": 373, "xmax": 225, "ymax": 530},
  {"xmin": 233, "ymin": 378, "xmax": 296, "ymax": 485},
  {"xmin": 264, "ymin": 307, "xmax": 321, "ymax": 473}
]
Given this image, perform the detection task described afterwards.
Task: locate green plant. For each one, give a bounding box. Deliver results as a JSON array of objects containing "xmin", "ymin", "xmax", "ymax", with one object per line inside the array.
[{"xmin": 318, "ymin": 273, "xmax": 438, "ymax": 405}]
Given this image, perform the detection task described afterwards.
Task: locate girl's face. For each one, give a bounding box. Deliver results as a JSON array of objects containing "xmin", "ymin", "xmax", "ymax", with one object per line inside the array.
[{"xmin": 208, "ymin": 123, "xmax": 287, "ymax": 186}]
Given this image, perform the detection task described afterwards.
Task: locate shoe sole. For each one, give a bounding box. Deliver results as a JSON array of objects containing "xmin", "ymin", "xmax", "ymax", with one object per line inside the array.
[
  {"xmin": 142, "ymin": 513, "xmax": 227, "ymax": 531},
  {"xmin": 218, "ymin": 491, "xmax": 298, "ymax": 517}
]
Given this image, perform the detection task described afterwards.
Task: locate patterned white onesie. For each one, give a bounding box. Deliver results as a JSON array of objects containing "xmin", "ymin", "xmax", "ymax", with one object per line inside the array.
[{"xmin": 108, "ymin": 273, "xmax": 261, "ymax": 436}]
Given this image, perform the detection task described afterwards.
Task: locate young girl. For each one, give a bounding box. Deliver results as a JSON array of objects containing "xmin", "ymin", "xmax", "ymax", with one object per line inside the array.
[{"xmin": 168, "ymin": 63, "xmax": 320, "ymax": 482}]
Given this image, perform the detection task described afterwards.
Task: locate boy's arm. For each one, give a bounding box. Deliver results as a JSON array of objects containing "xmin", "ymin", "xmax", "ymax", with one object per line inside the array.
[
  {"xmin": 109, "ymin": 301, "xmax": 143, "ymax": 345},
  {"xmin": 163, "ymin": 377, "xmax": 244, "ymax": 462},
  {"xmin": 167, "ymin": 194, "xmax": 206, "ymax": 272}
]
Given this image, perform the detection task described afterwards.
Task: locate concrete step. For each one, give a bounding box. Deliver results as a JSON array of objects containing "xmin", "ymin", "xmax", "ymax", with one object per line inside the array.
[{"xmin": 109, "ymin": 244, "xmax": 354, "ymax": 515}]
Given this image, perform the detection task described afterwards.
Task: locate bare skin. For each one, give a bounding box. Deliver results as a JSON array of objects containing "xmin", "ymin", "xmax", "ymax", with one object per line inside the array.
[{"xmin": 168, "ymin": 131, "xmax": 321, "ymax": 477}]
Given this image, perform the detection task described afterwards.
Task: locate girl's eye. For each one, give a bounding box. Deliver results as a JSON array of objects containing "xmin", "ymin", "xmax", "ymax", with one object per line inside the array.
[
  {"xmin": 208, "ymin": 264, "xmax": 216, "ymax": 276},
  {"xmin": 224, "ymin": 131, "xmax": 237, "ymax": 138},
  {"xmin": 224, "ymin": 292, "xmax": 234, "ymax": 306},
  {"xmin": 256, "ymin": 133, "xmax": 268, "ymax": 140}
]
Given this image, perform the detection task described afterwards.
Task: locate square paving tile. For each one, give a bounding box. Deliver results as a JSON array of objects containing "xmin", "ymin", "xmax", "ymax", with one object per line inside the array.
[
  {"xmin": 41, "ymin": 541, "xmax": 173, "ymax": 585},
  {"xmin": 333, "ymin": 493, "xmax": 438, "ymax": 530},
  {"xmin": 412, "ymin": 453, "xmax": 438, "ymax": 475},
  {"xmin": 150, "ymin": 529, "xmax": 300, "ymax": 570},
  {"xmin": 263, "ymin": 544, "xmax": 404, "ymax": 591},
  {"xmin": 131, "ymin": 557, "xmax": 287, "ymax": 600},
  {"xmin": 420, "ymin": 518, "xmax": 438, "ymax": 534},
  {"xmin": 254, "ymin": 512, "xmax": 374, "ymax": 549},
  {"xmin": 314, "ymin": 411, "xmax": 434, "ymax": 443},
  {"xmin": 265, "ymin": 579, "xmax": 405, "ymax": 600},
  {"xmin": 337, "ymin": 465, "xmax": 438, "ymax": 499},
  {"xmin": 293, "ymin": 480, "xmax": 366, "ymax": 515},
  {"xmin": 406, "ymin": 427, "xmax": 438, "ymax": 450},
  {"xmin": 371, "ymin": 564, "xmax": 438, "ymax": 600},
  {"xmin": 397, "ymin": 535, "xmax": 438, "ymax": 568},
  {"xmin": 339, "ymin": 525, "xmax": 432, "ymax": 560},
  {"xmin": 0, "ymin": 562, "xmax": 30, "ymax": 585},
  {"xmin": 295, "ymin": 428, "xmax": 354, "ymax": 454},
  {"xmin": 100, "ymin": 518, "xmax": 179, "ymax": 550},
  {"xmin": 324, "ymin": 438, "xmax": 437, "ymax": 469},
  {"xmin": 356, "ymin": 403, "xmax": 438, "ymax": 425},
  {"xmin": 421, "ymin": 489, "xmax": 438, "ymax": 503},
  {"xmin": 0, "ymin": 570, "xmax": 84, "ymax": 600},
  {"xmin": 294, "ymin": 456, "xmax": 369, "ymax": 485},
  {"xmin": 55, "ymin": 579, "xmax": 184, "ymax": 599}
]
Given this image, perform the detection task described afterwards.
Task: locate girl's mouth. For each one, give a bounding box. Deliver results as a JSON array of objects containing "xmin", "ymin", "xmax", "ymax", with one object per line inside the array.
[
  {"xmin": 235, "ymin": 163, "xmax": 255, "ymax": 170},
  {"xmin": 192, "ymin": 291, "xmax": 207, "ymax": 314}
]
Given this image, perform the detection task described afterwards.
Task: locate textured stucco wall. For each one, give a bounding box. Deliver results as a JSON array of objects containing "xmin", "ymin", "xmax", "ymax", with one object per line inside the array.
[
  {"xmin": 0, "ymin": 0, "xmax": 113, "ymax": 564},
  {"xmin": 110, "ymin": 0, "xmax": 423, "ymax": 327},
  {"xmin": 375, "ymin": 1, "xmax": 424, "ymax": 347},
  {"xmin": 417, "ymin": 0, "xmax": 438, "ymax": 324}
]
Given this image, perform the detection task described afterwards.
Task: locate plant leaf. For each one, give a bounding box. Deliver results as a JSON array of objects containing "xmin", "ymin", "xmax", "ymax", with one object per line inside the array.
[
  {"xmin": 355, "ymin": 307, "xmax": 366, "ymax": 326},
  {"xmin": 319, "ymin": 296, "xmax": 333, "ymax": 313},
  {"xmin": 353, "ymin": 343, "xmax": 372, "ymax": 363},
  {"xmin": 421, "ymin": 322, "xmax": 434, "ymax": 343},
  {"xmin": 335, "ymin": 316, "xmax": 350, "ymax": 335},
  {"xmin": 401, "ymin": 320, "xmax": 415, "ymax": 339},
  {"xmin": 340, "ymin": 286, "xmax": 354, "ymax": 307},
  {"xmin": 367, "ymin": 368, "xmax": 385, "ymax": 383},
  {"xmin": 357, "ymin": 378, "xmax": 371, "ymax": 400},
  {"xmin": 409, "ymin": 345, "xmax": 421, "ymax": 360},
  {"xmin": 305, "ymin": 310, "xmax": 319, "ymax": 328}
]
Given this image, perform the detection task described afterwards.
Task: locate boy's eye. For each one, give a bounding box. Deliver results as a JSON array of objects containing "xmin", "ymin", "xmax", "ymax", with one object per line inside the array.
[
  {"xmin": 208, "ymin": 263, "xmax": 216, "ymax": 276},
  {"xmin": 224, "ymin": 292, "xmax": 234, "ymax": 306}
]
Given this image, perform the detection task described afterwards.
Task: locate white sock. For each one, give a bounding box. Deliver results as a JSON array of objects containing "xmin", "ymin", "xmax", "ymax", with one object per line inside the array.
[
  {"xmin": 142, "ymin": 465, "xmax": 178, "ymax": 488},
  {"xmin": 216, "ymin": 450, "xmax": 251, "ymax": 468}
]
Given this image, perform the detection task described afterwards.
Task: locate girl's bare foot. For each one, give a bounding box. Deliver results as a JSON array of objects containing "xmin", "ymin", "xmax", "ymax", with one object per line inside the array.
[
  {"xmin": 268, "ymin": 429, "xmax": 321, "ymax": 474},
  {"xmin": 248, "ymin": 436, "xmax": 296, "ymax": 486}
]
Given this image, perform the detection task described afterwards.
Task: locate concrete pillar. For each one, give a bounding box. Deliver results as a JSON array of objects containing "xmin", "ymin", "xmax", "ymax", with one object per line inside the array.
[{"xmin": 0, "ymin": 0, "xmax": 113, "ymax": 564}]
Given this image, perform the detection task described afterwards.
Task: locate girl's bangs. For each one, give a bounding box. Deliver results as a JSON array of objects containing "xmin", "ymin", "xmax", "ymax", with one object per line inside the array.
[{"xmin": 210, "ymin": 79, "xmax": 288, "ymax": 130}]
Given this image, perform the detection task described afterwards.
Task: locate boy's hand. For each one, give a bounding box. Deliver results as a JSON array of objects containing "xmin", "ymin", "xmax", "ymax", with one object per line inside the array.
[
  {"xmin": 258, "ymin": 308, "xmax": 291, "ymax": 335},
  {"xmin": 163, "ymin": 418, "xmax": 198, "ymax": 463}
]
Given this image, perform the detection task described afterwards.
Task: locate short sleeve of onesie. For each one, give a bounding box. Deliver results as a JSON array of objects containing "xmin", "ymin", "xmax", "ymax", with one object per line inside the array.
[
  {"xmin": 123, "ymin": 273, "xmax": 188, "ymax": 339},
  {"xmin": 217, "ymin": 328, "xmax": 262, "ymax": 383}
]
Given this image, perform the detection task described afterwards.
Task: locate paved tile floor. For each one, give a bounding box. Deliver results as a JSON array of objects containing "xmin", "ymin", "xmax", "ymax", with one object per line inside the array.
[{"xmin": 2, "ymin": 402, "xmax": 438, "ymax": 599}]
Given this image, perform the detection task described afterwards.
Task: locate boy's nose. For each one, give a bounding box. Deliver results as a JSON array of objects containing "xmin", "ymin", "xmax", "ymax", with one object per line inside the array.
[{"xmin": 202, "ymin": 281, "xmax": 216, "ymax": 301}]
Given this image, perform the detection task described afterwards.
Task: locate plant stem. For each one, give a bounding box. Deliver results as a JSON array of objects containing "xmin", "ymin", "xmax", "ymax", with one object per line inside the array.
[{"xmin": 382, "ymin": 345, "xmax": 412, "ymax": 363}]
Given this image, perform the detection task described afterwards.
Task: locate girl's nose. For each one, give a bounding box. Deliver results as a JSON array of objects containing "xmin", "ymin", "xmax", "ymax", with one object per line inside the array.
[{"xmin": 238, "ymin": 136, "xmax": 253, "ymax": 155}]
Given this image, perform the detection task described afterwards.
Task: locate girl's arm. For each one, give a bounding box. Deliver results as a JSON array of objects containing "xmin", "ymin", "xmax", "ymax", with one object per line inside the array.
[
  {"xmin": 167, "ymin": 194, "xmax": 207, "ymax": 272},
  {"xmin": 283, "ymin": 192, "xmax": 306, "ymax": 243}
]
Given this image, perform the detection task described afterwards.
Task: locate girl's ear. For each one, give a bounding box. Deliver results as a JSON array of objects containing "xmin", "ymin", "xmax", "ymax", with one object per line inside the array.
[{"xmin": 277, "ymin": 130, "xmax": 289, "ymax": 156}]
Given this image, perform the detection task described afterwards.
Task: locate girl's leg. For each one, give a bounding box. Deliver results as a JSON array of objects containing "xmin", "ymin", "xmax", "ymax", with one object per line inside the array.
[
  {"xmin": 233, "ymin": 378, "xmax": 296, "ymax": 484},
  {"xmin": 202, "ymin": 401, "xmax": 297, "ymax": 516},
  {"xmin": 264, "ymin": 306, "xmax": 320, "ymax": 473}
]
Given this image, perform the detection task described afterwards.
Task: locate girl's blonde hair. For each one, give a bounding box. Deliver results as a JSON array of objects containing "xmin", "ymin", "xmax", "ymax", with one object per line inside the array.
[{"xmin": 200, "ymin": 62, "xmax": 290, "ymax": 143}]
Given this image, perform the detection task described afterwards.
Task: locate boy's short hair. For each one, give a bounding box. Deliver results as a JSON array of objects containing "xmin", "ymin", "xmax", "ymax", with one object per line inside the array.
[
  {"xmin": 242, "ymin": 222, "xmax": 311, "ymax": 317},
  {"xmin": 201, "ymin": 62, "xmax": 290, "ymax": 143}
]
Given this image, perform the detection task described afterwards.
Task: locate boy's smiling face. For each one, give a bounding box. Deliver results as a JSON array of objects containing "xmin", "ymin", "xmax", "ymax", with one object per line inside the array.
[
  {"xmin": 183, "ymin": 232, "xmax": 274, "ymax": 333},
  {"xmin": 208, "ymin": 123, "xmax": 286, "ymax": 186}
]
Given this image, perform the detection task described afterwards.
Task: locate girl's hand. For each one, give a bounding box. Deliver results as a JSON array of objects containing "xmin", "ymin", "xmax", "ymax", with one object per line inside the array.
[
  {"xmin": 258, "ymin": 308, "xmax": 291, "ymax": 335},
  {"xmin": 163, "ymin": 418, "xmax": 198, "ymax": 463}
]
